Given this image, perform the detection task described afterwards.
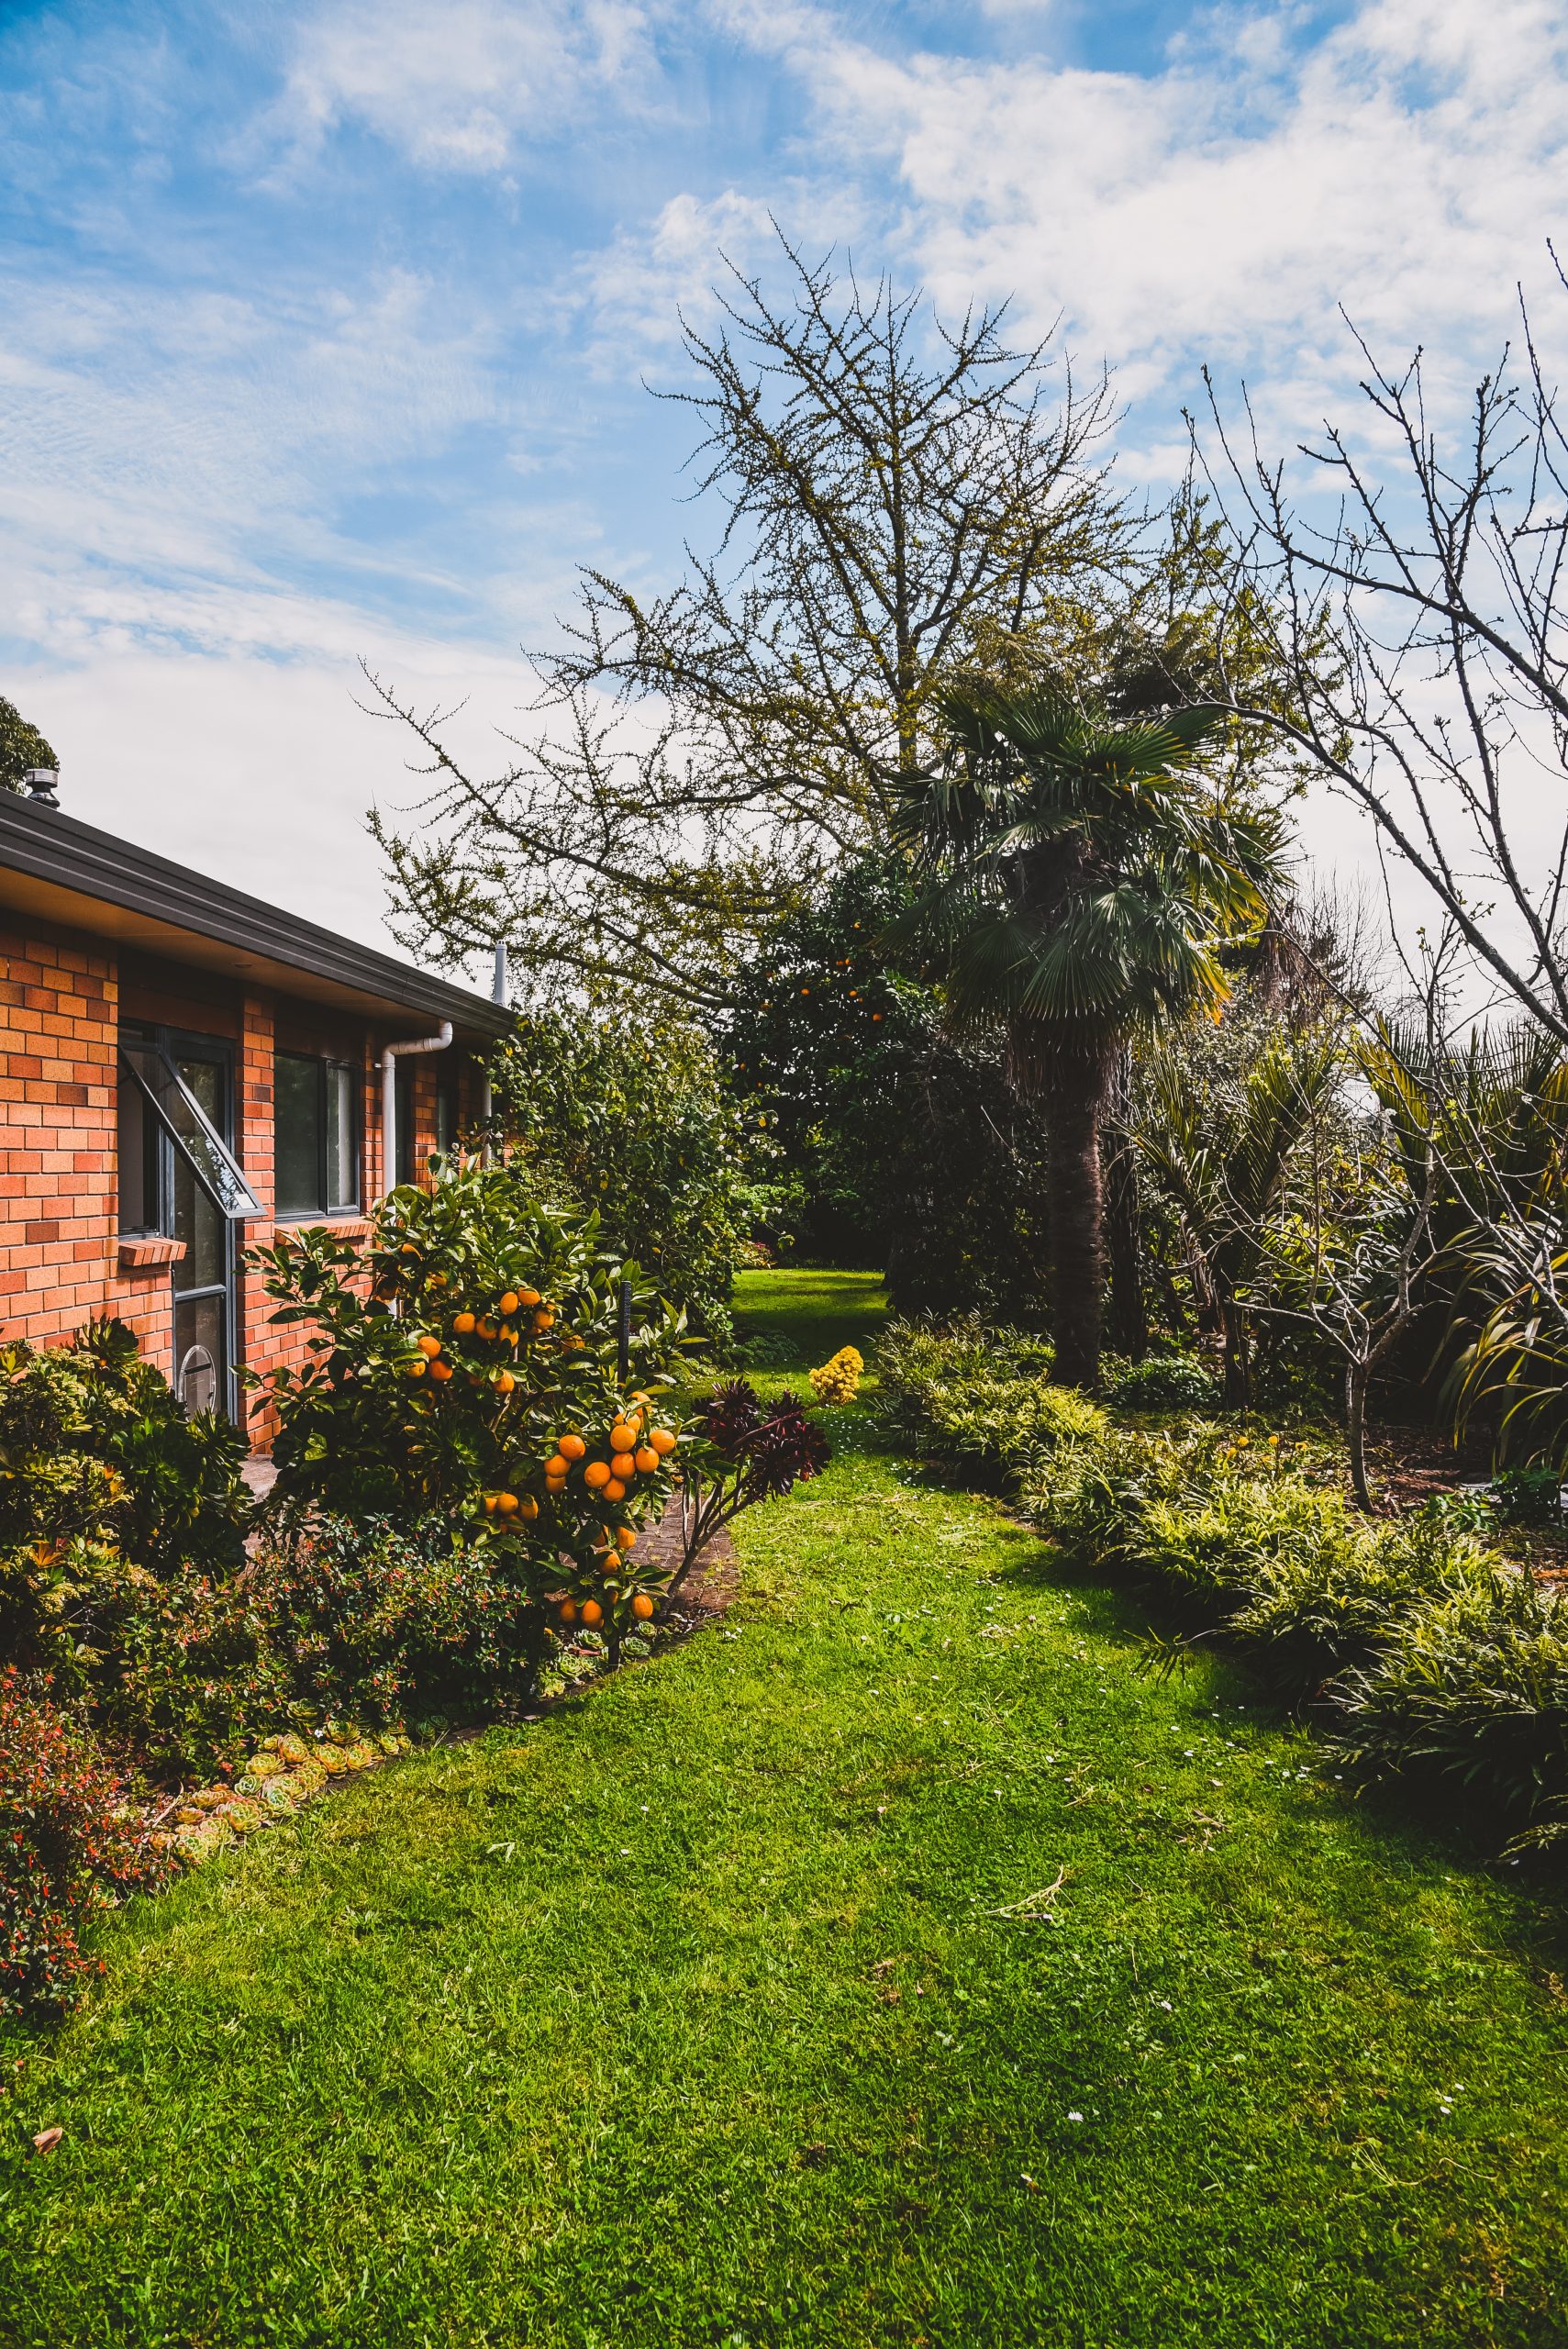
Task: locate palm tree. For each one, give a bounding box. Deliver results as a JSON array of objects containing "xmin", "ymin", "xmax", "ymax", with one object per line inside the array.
[{"xmin": 892, "ymin": 685, "xmax": 1287, "ymax": 1388}]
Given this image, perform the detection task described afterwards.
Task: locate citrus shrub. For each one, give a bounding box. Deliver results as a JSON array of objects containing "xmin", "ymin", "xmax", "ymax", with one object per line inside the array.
[
  {"xmin": 250, "ymin": 1161, "xmax": 697, "ymax": 1646},
  {"xmin": 0, "ymin": 1668, "xmax": 172, "ymax": 2020},
  {"xmin": 808, "ymin": 1345, "xmax": 863, "ymax": 1404}
]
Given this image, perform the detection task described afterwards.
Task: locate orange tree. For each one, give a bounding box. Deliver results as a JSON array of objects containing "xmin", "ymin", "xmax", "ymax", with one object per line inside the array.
[{"xmin": 248, "ymin": 1161, "xmax": 696, "ymax": 1646}]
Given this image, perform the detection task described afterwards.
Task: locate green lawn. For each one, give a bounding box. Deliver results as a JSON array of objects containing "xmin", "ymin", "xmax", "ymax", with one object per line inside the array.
[{"xmin": 5, "ymin": 1269, "xmax": 1568, "ymax": 2346}]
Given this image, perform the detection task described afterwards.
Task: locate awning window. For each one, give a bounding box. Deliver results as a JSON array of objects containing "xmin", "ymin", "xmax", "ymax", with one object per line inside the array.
[{"xmin": 117, "ymin": 1039, "xmax": 261, "ymax": 1221}]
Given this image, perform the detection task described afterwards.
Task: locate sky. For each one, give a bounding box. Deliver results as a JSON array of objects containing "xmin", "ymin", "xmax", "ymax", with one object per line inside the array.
[{"xmin": 2, "ymin": 0, "xmax": 1566, "ymax": 974}]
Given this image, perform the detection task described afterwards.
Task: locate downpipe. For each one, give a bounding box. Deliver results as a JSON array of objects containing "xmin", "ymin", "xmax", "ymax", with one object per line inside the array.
[{"xmin": 380, "ymin": 1022, "xmax": 452, "ymax": 1198}]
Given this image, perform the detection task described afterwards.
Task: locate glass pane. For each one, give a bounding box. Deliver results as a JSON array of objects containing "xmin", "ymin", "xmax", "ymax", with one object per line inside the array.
[
  {"xmin": 116, "ymin": 1068, "xmax": 159, "ymax": 1232},
  {"xmin": 436, "ymin": 1081, "xmax": 456, "ymax": 1155},
  {"xmin": 117, "ymin": 1040, "xmax": 260, "ymax": 1220},
  {"xmin": 274, "ymin": 1053, "xmax": 322, "ymax": 1217},
  {"xmin": 172, "ymin": 1152, "xmax": 223, "ymax": 1291},
  {"xmin": 326, "ymin": 1063, "xmax": 358, "ymax": 1211},
  {"xmin": 173, "ymin": 1292, "xmax": 225, "ymax": 1418},
  {"xmin": 176, "ymin": 1055, "xmax": 224, "ymax": 1130}
]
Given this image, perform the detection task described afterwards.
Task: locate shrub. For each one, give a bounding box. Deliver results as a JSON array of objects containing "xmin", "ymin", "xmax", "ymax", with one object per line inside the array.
[
  {"xmin": 1488, "ymin": 1467, "xmax": 1567, "ymax": 1528},
  {"xmin": 0, "ymin": 1318, "xmax": 250, "ymax": 1575},
  {"xmin": 667, "ymin": 1381, "xmax": 831, "ymax": 1608},
  {"xmin": 1100, "ymin": 1351, "xmax": 1223, "ymax": 1411},
  {"xmin": 1333, "ymin": 1572, "xmax": 1568, "ymax": 1830},
  {"xmin": 808, "ymin": 1346, "xmax": 863, "ymax": 1405},
  {"xmin": 250, "ymin": 1514, "xmax": 548, "ymax": 1727},
  {"xmin": 494, "ymin": 1011, "xmax": 747, "ymax": 1354},
  {"xmin": 1045, "ymin": 1426, "xmax": 1500, "ymax": 1687},
  {"xmin": 0, "ymin": 1670, "xmax": 172, "ymax": 2020},
  {"xmin": 252, "ymin": 1163, "xmax": 693, "ymax": 1647},
  {"xmin": 873, "ymin": 1316, "xmax": 1054, "ymax": 1449}
]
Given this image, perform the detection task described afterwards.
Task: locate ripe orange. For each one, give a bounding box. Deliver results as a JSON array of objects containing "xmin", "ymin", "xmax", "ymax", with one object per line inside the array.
[
  {"xmin": 544, "ymin": 1453, "xmax": 570, "ymax": 1478},
  {"xmin": 517, "ymin": 1287, "xmax": 541, "ymax": 1308},
  {"xmin": 580, "ymin": 1598, "xmax": 604, "ymax": 1630},
  {"xmin": 584, "ymin": 1460, "xmax": 611, "ymax": 1490},
  {"xmin": 616, "ymin": 1526, "xmax": 637, "ymax": 1551},
  {"xmin": 650, "ymin": 1428, "xmax": 677, "ymax": 1456},
  {"xmin": 610, "ymin": 1450, "xmax": 635, "ymax": 1478},
  {"xmin": 483, "ymin": 1494, "xmax": 499, "ymax": 1514},
  {"xmin": 518, "ymin": 1497, "xmax": 539, "ymax": 1521},
  {"xmin": 495, "ymin": 1492, "xmax": 519, "ymax": 1516},
  {"xmin": 416, "ymin": 1333, "xmax": 441, "ymax": 1358},
  {"xmin": 559, "ymin": 1433, "xmax": 587, "ymax": 1461},
  {"xmin": 453, "ymin": 1310, "xmax": 477, "ymax": 1335},
  {"xmin": 634, "ymin": 1446, "xmax": 659, "ymax": 1475},
  {"xmin": 631, "ymin": 1592, "xmax": 655, "ymax": 1621},
  {"xmin": 604, "ymin": 1477, "xmax": 627, "ymax": 1502},
  {"xmin": 493, "ymin": 1370, "xmax": 515, "ymax": 1394},
  {"xmin": 399, "ymin": 1243, "xmax": 419, "ymax": 1257},
  {"xmin": 499, "ymin": 1324, "xmax": 518, "ymax": 1345},
  {"xmin": 533, "ymin": 1308, "xmax": 556, "ymax": 1331},
  {"xmin": 610, "ymin": 1421, "xmax": 637, "ymax": 1451},
  {"xmin": 559, "ymin": 1598, "xmax": 578, "ymax": 1627},
  {"xmin": 428, "ymin": 1359, "xmax": 452, "ymax": 1382},
  {"xmin": 405, "ymin": 1358, "xmax": 428, "ymax": 1378},
  {"xmin": 498, "ymin": 1290, "xmax": 520, "ymax": 1316},
  {"xmin": 476, "ymin": 1317, "xmax": 497, "ymax": 1341}
]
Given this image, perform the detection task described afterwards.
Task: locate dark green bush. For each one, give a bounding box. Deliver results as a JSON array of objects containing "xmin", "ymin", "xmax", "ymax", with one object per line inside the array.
[
  {"xmin": 250, "ymin": 1514, "xmax": 549, "ymax": 1729},
  {"xmin": 1100, "ymin": 1351, "xmax": 1222, "ymax": 1411},
  {"xmin": 0, "ymin": 1319, "xmax": 249, "ymax": 1575},
  {"xmin": 495, "ymin": 1011, "xmax": 746, "ymax": 1353}
]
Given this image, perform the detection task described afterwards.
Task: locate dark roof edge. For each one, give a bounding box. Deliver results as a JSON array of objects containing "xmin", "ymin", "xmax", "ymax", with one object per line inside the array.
[{"xmin": 0, "ymin": 794, "xmax": 512, "ymax": 1038}]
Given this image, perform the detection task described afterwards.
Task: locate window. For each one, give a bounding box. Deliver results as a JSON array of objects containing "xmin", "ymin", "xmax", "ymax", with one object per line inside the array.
[
  {"xmin": 117, "ymin": 1063, "xmax": 160, "ymax": 1233},
  {"xmin": 274, "ymin": 1052, "xmax": 360, "ymax": 1217}
]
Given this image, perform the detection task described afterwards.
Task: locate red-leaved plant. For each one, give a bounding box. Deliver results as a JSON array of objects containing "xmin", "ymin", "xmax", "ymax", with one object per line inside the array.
[
  {"xmin": 664, "ymin": 1381, "xmax": 829, "ymax": 1612},
  {"xmin": 0, "ymin": 1669, "xmax": 172, "ymax": 2021}
]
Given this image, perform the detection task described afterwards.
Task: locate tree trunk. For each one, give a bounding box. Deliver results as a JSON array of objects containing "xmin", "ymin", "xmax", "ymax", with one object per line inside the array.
[
  {"xmin": 1219, "ymin": 1294, "xmax": 1251, "ymax": 1410},
  {"xmin": 1040, "ymin": 1037, "xmax": 1114, "ymax": 1390},
  {"xmin": 1346, "ymin": 1360, "xmax": 1372, "ymax": 1511},
  {"xmin": 1103, "ymin": 1052, "xmax": 1147, "ymax": 1361}
]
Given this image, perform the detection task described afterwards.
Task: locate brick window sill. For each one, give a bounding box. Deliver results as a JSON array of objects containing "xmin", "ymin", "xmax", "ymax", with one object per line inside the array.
[{"xmin": 117, "ymin": 1236, "xmax": 186, "ymax": 1271}]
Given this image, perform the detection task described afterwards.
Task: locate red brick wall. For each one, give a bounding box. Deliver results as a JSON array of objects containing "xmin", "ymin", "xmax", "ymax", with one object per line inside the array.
[{"xmin": 2, "ymin": 913, "xmax": 481, "ymax": 1451}]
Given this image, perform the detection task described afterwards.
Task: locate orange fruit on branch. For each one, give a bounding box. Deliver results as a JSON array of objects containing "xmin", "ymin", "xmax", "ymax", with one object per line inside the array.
[
  {"xmin": 610, "ymin": 1451, "xmax": 635, "ymax": 1478},
  {"xmin": 493, "ymin": 1370, "xmax": 515, "ymax": 1394},
  {"xmin": 559, "ymin": 1433, "xmax": 586, "ymax": 1460},
  {"xmin": 610, "ymin": 1422, "xmax": 637, "ymax": 1451},
  {"xmin": 495, "ymin": 1492, "xmax": 519, "ymax": 1515},
  {"xmin": 616, "ymin": 1526, "xmax": 637, "ymax": 1551},
  {"xmin": 533, "ymin": 1309, "xmax": 556, "ymax": 1331},
  {"xmin": 405, "ymin": 1358, "xmax": 428, "ymax": 1378},
  {"xmin": 604, "ymin": 1478, "xmax": 626, "ymax": 1502},
  {"xmin": 498, "ymin": 1291, "xmax": 520, "ymax": 1316},
  {"xmin": 584, "ymin": 1460, "xmax": 611, "ymax": 1490},
  {"xmin": 518, "ymin": 1497, "xmax": 539, "ymax": 1521},
  {"xmin": 634, "ymin": 1446, "xmax": 659, "ymax": 1475},
  {"xmin": 428, "ymin": 1359, "xmax": 452, "ymax": 1381},
  {"xmin": 517, "ymin": 1287, "xmax": 541, "ymax": 1308},
  {"xmin": 580, "ymin": 1599, "xmax": 603, "ymax": 1629},
  {"xmin": 452, "ymin": 1311, "xmax": 476, "ymax": 1335},
  {"xmin": 544, "ymin": 1453, "xmax": 571, "ymax": 1478},
  {"xmin": 649, "ymin": 1428, "xmax": 677, "ymax": 1455},
  {"xmin": 415, "ymin": 1333, "xmax": 441, "ymax": 1358},
  {"xmin": 559, "ymin": 1598, "xmax": 578, "ymax": 1627},
  {"xmin": 631, "ymin": 1592, "xmax": 655, "ymax": 1621}
]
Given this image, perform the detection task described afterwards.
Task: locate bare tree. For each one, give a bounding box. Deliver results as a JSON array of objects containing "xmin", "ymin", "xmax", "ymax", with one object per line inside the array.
[
  {"xmin": 366, "ymin": 234, "xmax": 1126, "ymax": 1008},
  {"xmin": 1195, "ymin": 262, "xmax": 1568, "ymax": 1041}
]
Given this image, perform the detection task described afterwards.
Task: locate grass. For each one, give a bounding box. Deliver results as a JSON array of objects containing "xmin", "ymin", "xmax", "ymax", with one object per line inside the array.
[{"xmin": 4, "ymin": 1269, "xmax": 1568, "ymax": 2345}]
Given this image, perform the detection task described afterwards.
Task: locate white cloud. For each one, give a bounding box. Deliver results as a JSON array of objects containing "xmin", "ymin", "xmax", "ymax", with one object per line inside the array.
[
  {"xmin": 269, "ymin": 0, "xmax": 664, "ymax": 173},
  {"xmin": 17, "ymin": 634, "xmax": 530, "ymax": 963},
  {"xmin": 732, "ymin": 0, "xmax": 1568, "ymax": 449}
]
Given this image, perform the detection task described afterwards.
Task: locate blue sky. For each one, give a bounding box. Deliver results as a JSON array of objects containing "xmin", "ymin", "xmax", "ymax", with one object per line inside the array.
[{"xmin": 3, "ymin": 0, "xmax": 1564, "ymax": 957}]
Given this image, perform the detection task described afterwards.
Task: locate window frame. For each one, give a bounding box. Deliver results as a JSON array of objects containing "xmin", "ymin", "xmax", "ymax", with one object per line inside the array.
[{"xmin": 272, "ymin": 1049, "xmax": 363, "ymax": 1222}]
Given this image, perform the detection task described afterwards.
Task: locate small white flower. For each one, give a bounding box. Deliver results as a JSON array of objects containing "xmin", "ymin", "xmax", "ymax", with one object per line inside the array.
[
  {"xmin": 1067, "ymin": 2110, "xmax": 1084, "ymax": 2122},
  {"xmin": 1159, "ymin": 1999, "xmax": 1173, "ymax": 2010}
]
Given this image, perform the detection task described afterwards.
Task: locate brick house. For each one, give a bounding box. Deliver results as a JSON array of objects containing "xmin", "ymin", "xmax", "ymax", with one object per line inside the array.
[{"xmin": 0, "ymin": 784, "xmax": 510, "ymax": 1451}]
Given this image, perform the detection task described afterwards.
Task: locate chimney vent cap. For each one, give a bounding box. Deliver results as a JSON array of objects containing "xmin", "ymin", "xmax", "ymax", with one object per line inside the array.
[{"xmin": 21, "ymin": 768, "xmax": 59, "ymax": 806}]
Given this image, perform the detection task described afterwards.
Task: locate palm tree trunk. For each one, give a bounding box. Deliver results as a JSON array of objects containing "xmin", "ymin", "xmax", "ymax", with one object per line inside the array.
[
  {"xmin": 1103, "ymin": 1051, "xmax": 1147, "ymax": 1361},
  {"xmin": 1040, "ymin": 1037, "xmax": 1114, "ymax": 1390}
]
